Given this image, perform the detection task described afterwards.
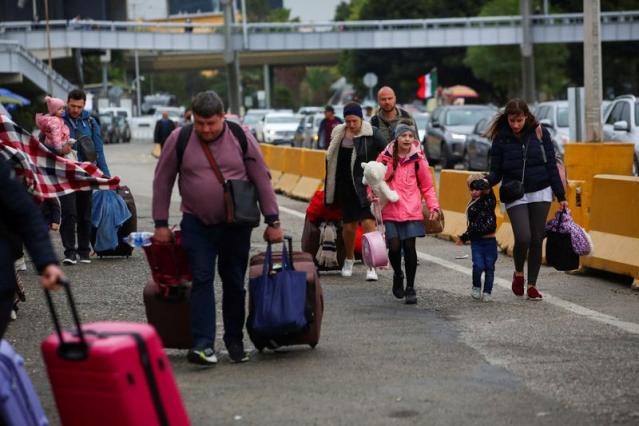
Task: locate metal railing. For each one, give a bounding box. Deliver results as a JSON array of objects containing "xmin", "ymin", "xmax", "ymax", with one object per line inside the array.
[
  {"xmin": 0, "ymin": 40, "xmax": 75, "ymax": 93},
  {"xmin": 0, "ymin": 10, "xmax": 636, "ymax": 36}
]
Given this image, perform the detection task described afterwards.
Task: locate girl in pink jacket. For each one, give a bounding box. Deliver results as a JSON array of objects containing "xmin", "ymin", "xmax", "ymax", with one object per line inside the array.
[
  {"xmin": 35, "ymin": 96, "xmax": 71, "ymax": 154},
  {"xmin": 374, "ymin": 123, "xmax": 440, "ymax": 304}
]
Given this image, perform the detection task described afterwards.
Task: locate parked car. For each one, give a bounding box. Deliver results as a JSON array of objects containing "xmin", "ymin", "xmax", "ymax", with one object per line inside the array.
[
  {"xmin": 297, "ymin": 106, "xmax": 323, "ymax": 116},
  {"xmin": 243, "ymin": 109, "xmax": 271, "ymax": 138},
  {"xmin": 424, "ymin": 105, "xmax": 496, "ymax": 168},
  {"xmin": 463, "ymin": 118, "xmax": 492, "ymax": 171},
  {"xmin": 113, "ymin": 114, "xmax": 131, "ymax": 143},
  {"xmin": 413, "ymin": 112, "xmax": 430, "ymax": 143},
  {"xmin": 535, "ymin": 101, "xmax": 569, "ymax": 157},
  {"xmin": 294, "ymin": 113, "xmax": 324, "ymax": 148},
  {"xmin": 602, "ymin": 94, "xmax": 639, "ymax": 175},
  {"xmin": 99, "ymin": 112, "xmax": 122, "ymax": 144},
  {"xmin": 260, "ymin": 112, "xmax": 300, "ymax": 145}
]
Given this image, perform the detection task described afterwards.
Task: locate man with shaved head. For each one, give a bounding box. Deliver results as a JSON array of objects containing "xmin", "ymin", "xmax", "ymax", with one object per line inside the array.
[{"xmin": 371, "ymin": 86, "xmax": 417, "ymax": 143}]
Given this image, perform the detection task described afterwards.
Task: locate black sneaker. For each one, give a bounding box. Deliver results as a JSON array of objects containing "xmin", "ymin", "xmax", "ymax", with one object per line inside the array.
[
  {"xmin": 62, "ymin": 257, "xmax": 77, "ymax": 265},
  {"xmin": 392, "ymin": 273, "xmax": 405, "ymax": 299},
  {"xmin": 78, "ymin": 255, "xmax": 91, "ymax": 264},
  {"xmin": 187, "ymin": 348, "xmax": 218, "ymax": 366},
  {"xmin": 404, "ymin": 287, "xmax": 417, "ymax": 305},
  {"xmin": 226, "ymin": 341, "xmax": 249, "ymax": 363}
]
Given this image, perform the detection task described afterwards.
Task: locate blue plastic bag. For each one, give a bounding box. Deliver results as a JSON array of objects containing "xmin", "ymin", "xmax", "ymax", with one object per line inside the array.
[{"xmin": 249, "ymin": 242, "xmax": 308, "ymax": 336}]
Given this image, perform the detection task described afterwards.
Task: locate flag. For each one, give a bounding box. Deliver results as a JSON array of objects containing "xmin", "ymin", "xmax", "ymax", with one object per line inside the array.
[
  {"xmin": 417, "ymin": 69, "xmax": 437, "ymax": 99},
  {"xmin": 0, "ymin": 114, "xmax": 120, "ymax": 200}
]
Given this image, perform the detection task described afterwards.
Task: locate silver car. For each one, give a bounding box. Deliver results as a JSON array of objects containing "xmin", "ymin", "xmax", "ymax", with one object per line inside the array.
[
  {"xmin": 535, "ymin": 101, "xmax": 570, "ymax": 156},
  {"xmin": 602, "ymin": 94, "xmax": 639, "ymax": 175}
]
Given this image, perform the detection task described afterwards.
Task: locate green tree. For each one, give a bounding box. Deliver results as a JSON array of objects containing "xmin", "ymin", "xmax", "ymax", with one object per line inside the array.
[
  {"xmin": 464, "ymin": 0, "xmax": 570, "ymax": 100},
  {"xmin": 300, "ymin": 66, "xmax": 341, "ymax": 105},
  {"xmin": 337, "ymin": 0, "xmax": 492, "ymax": 103}
]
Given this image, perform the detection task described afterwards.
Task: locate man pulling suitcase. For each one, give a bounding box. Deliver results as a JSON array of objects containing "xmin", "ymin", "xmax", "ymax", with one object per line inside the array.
[{"xmin": 152, "ymin": 91, "xmax": 283, "ymax": 365}]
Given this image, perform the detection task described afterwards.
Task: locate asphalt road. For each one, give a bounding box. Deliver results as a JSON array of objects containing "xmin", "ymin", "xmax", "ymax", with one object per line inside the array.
[{"xmin": 5, "ymin": 140, "xmax": 639, "ymax": 426}]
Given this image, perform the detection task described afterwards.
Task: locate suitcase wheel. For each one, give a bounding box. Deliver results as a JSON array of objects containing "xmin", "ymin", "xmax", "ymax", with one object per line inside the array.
[{"xmin": 310, "ymin": 343, "xmax": 317, "ymax": 349}]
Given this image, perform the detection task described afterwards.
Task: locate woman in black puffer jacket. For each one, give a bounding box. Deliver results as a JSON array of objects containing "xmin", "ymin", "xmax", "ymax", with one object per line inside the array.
[{"xmin": 485, "ymin": 99, "xmax": 567, "ymax": 301}]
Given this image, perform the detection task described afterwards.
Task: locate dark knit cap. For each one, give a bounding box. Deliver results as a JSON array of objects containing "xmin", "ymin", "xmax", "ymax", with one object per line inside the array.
[
  {"xmin": 343, "ymin": 103, "xmax": 363, "ymax": 119},
  {"xmin": 394, "ymin": 123, "xmax": 416, "ymax": 139}
]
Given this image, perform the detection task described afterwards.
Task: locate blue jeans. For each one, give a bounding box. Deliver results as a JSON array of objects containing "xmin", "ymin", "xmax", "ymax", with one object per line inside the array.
[
  {"xmin": 471, "ymin": 238, "xmax": 498, "ymax": 294},
  {"xmin": 180, "ymin": 213, "xmax": 252, "ymax": 350}
]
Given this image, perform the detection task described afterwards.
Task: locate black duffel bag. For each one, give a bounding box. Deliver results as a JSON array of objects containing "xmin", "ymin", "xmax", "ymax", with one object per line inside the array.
[{"xmin": 545, "ymin": 210, "xmax": 580, "ymax": 271}]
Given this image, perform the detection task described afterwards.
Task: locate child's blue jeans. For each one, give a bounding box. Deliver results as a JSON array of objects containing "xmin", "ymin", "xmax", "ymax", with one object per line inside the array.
[{"xmin": 471, "ymin": 238, "xmax": 498, "ymax": 294}]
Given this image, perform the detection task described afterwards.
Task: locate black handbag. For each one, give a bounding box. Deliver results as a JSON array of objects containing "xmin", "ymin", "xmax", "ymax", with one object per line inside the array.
[
  {"xmin": 199, "ymin": 141, "xmax": 261, "ymax": 228},
  {"xmin": 499, "ymin": 139, "xmax": 529, "ymax": 204},
  {"xmin": 76, "ymin": 134, "xmax": 97, "ymax": 162},
  {"xmin": 545, "ymin": 210, "xmax": 580, "ymax": 271}
]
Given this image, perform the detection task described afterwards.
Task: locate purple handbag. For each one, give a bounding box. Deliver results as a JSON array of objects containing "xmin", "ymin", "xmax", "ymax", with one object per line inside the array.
[
  {"xmin": 0, "ymin": 339, "xmax": 49, "ymax": 426},
  {"xmin": 545, "ymin": 208, "xmax": 593, "ymax": 256}
]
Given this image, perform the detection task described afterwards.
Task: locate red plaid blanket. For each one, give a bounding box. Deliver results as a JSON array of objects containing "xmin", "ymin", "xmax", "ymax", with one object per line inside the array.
[{"xmin": 0, "ymin": 114, "xmax": 120, "ymax": 199}]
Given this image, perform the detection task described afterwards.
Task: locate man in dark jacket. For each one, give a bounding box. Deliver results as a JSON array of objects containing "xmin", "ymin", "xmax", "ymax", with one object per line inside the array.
[
  {"xmin": 154, "ymin": 111, "xmax": 177, "ymax": 147},
  {"xmin": 317, "ymin": 105, "xmax": 343, "ymax": 150},
  {"xmin": 61, "ymin": 89, "xmax": 111, "ymax": 265},
  {"xmin": 0, "ymin": 159, "xmax": 64, "ymax": 340},
  {"xmin": 371, "ymin": 86, "xmax": 417, "ymax": 143}
]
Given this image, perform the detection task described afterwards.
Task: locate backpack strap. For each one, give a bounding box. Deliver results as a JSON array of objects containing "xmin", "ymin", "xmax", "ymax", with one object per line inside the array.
[
  {"xmin": 535, "ymin": 124, "xmax": 543, "ymax": 140},
  {"xmin": 176, "ymin": 124, "xmax": 193, "ymax": 172},
  {"xmin": 176, "ymin": 121, "xmax": 249, "ymax": 172},
  {"xmin": 226, "ymin": 120, "xmax": 248, "ymax": 156}
]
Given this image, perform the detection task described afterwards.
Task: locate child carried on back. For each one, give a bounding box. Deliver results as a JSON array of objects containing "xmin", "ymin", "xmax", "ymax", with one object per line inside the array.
[{"xmin": 457, "ymin": 174, "xmax": 498, "ymax": 301}]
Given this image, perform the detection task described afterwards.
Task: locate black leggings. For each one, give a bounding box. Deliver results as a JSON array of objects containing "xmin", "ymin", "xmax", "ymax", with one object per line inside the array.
[
  {"xmin": 507, "ymin": 202, "xmax": 551, "ymax": 285},
  {"xmin": 388, "ymin": 237, "xmax": 417, "ymax": 288}
]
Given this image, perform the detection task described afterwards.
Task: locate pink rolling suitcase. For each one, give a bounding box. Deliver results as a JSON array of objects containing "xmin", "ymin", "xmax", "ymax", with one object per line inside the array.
[
  {"xmin": 361, "ymin": 200, "xmax": 389, "ymax": 268},
  {"xmin": 41, "ymin": 281, "xmax": 190, "ymax": 426}
]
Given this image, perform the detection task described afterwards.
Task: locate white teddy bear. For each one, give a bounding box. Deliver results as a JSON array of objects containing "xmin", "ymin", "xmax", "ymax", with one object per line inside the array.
[{"xmin": 361, "ymin": 161, "xmax": 399, "ymax": 207}]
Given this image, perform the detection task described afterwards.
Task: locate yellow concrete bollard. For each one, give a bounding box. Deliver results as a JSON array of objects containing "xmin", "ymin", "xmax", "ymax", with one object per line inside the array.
[
  {"xmin": 581, "ymin": 174, "xmax": 639, "ymax": 288},
  {"xmin": 291, "ymin": 149, "xmax": 326, "ymax": 201}
]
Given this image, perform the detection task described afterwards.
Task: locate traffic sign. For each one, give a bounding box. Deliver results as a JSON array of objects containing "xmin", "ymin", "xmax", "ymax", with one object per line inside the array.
[{"xmin": 363, "ymin": 72, "xmax": 378, "ymax": 88}]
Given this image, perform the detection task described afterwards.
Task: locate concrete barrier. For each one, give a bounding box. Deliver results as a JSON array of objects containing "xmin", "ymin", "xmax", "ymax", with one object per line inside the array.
[
  {"xmin": 437, "ymin": 170, "xmax": 475, "ymax": 240},
  {"xmin": 274, "ymin": 147, "xmax": 302, "ymax": 195},
  {"xmin": 495, "ymin": 180, "xmax": 588, "ymax": 256},
  {"xmin": 290, "ymin": 149, "xmax": 326, "ymax": 201},
  {"xmin": 564, "ymin": 143, "xmax": 634, "ymax": 229},
  {"xmin": 581, "ymin": 175, "xmax": 639, "ymax": 289}
]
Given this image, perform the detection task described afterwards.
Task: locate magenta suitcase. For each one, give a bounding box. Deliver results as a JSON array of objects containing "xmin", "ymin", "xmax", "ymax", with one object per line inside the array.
[{"xmin": 41, "ymin": 282, "xmax": 190, "ymax": 426}]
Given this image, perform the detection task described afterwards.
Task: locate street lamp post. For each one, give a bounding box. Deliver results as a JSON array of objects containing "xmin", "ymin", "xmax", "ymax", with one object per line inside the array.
[
  {"xmin": 583, "ymin": 0, "xmax": 603, "ymax": 142},
  {"xmin": 222, "ymin": 0, "xmax": 241, "ymax": 115},
  {"xmin": 44, "ymin": 0, "xmax": 53, "ymax": 94}
]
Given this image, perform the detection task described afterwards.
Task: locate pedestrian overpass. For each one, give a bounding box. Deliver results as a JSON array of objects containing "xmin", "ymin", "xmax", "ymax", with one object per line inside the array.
[
  {"xmin": 0, "ymin": 41, "xmax": 74, "ymax": 99},
  {"xmin": 1, "ymin": 11, "xmax": 637, "ymax": 54},
  {"xmin": 0, "ymin": 11, "xmax": 636, "ymax": 94}
]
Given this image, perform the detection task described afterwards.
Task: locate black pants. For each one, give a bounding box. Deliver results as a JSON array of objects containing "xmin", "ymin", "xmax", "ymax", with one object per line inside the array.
[
  {"xmin": 180, "ymin": 214, "xmax": 252, "ymax": 350},
  {"xmin": 60, "ymin": 191, "xmax": 92, "ymax": 259},
  {"xmin": 507, "ymin": 202, "xmax": 551, "ymax": 285},
  {"xmin": 0, "ymin": 242, "xmax": 17, "ymax": 341}
]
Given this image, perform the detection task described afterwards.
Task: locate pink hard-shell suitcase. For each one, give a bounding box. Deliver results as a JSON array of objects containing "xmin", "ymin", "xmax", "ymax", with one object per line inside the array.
[
  {"xmin": 361, "ymin": 200, "xmax": 389, "ymax": 268},
  {"xmin": 41, "ymin": 281, "xmax": 190, "ymax": 426}
]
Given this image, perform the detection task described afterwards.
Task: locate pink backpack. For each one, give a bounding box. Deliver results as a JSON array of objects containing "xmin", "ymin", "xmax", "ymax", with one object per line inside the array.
[{"xmin": 361, "ymin": 201, "xmax": 389, "ymax": 268}]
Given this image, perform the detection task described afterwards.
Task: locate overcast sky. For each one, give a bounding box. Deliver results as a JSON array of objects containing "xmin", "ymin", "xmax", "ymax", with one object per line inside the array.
[{"xmin": 283, "ymin": 0, "xmax": 345, "ymax": 22}]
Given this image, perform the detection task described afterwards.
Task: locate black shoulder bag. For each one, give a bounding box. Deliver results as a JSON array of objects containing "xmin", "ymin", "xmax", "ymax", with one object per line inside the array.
[
  {"xmin": 198, "ymin": 130, "xmax": 261, "ymax": 228},
  {"xmin": 499, "ymin": 138, "xmax": 529, "ymax": 204}
]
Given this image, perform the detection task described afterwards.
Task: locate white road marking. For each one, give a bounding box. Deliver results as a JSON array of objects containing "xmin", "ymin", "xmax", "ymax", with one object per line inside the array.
[{"xmin": 280, "ymin": 203, "xmax": 639, "ymax": 336}]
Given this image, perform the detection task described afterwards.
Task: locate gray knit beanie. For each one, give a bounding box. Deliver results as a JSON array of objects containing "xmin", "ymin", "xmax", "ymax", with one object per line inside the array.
[{"xmin": 394, "ymin": 123, "xmax": 416, "ymax": 139}]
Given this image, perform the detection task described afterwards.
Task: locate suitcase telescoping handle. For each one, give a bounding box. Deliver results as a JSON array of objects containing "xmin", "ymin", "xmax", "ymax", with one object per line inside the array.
[{"xmin": 44, "ymin": 278, "xmax": 89, "ymax": 360}]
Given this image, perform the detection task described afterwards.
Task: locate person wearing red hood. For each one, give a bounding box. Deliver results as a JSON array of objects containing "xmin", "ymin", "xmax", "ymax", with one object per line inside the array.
[{"xmin": 374, "ymin": 123, "xmax": 440, "ymax": 304}]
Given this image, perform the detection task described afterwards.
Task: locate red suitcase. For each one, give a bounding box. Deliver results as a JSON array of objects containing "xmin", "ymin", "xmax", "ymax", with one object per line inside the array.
[
  {"xmin": 247, "ymin": 237, "xmax": 323, "ymax": 351},
  {"xmin": 41, "ymin": 282, "xmax": 190, "ymax": 426}
]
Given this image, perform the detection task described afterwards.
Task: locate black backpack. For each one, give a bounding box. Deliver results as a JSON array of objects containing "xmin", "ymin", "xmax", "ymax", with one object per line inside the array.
[{"xmin": 176, "ymin": 121, "xmax": 248, "ymax": 171}]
